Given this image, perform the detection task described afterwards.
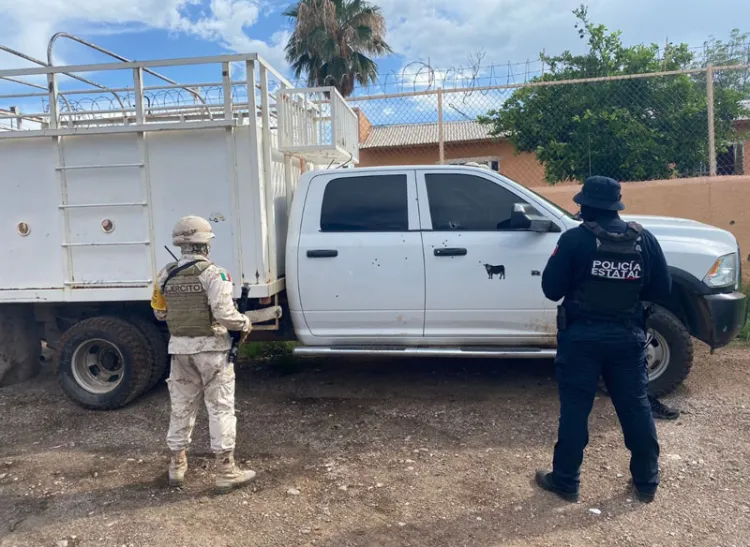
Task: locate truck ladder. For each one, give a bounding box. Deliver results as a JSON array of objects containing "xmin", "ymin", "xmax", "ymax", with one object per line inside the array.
[{"xmin": 54, "ymin": 129, "xmax": 155, "ymax": 288}]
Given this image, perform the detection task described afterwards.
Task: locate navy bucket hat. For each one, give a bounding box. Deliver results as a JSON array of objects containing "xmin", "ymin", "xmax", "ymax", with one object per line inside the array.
[{"xmin": 573, "ymin": 176, "xmax": 625, "ymax": 211}]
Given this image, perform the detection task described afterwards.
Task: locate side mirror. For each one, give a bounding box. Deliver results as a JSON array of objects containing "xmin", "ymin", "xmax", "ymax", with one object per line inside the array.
[{"xmin": 509, "ymin": 203, "xmax": 555, "ymax": 233}]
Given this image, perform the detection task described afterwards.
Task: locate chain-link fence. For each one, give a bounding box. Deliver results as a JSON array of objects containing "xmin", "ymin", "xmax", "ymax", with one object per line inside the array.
[{"xmin": 349, "ymin": 65, "xmax": 750, "ymax": 188}]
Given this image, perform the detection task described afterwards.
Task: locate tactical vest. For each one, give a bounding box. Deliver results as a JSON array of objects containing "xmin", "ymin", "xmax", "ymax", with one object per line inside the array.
[
  {"xmin": 570, "ymin": 221, "xmax": 646, "ymax": 323},
  {"xmin": 163, "ymin": 261, "xmax": 215, "ymax": 337}
]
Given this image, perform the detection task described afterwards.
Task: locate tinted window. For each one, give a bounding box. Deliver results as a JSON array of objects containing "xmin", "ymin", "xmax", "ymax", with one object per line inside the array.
[
  {"xmin": 320, "ymin": 174, "xmax": 408, "ymax": 232},
  {"xmin": 425, "ymin": 173, "xmax": 533, "ymax": 231}
]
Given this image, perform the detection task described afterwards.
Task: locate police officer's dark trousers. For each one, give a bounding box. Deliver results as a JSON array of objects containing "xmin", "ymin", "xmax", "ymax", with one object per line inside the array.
[{"xmin": 551, "ymin": 321, "xmax": 660, "ymax": 495}]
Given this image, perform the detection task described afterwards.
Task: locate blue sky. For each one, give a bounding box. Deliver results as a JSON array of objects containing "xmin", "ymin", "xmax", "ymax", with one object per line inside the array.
[{"xmin": 1, "ymin": 0, "xmax": 749, "ymax": 123}]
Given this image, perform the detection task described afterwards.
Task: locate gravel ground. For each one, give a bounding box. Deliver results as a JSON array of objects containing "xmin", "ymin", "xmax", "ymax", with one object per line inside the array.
[{"xmin": 1, "ymin": 343, "xmax": 749, "ymax": 547}]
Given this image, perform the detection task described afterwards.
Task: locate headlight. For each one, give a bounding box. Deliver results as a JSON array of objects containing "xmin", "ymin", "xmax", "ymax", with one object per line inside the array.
[{"xmin": 703, "ymin": 253, "xmax": 738, "ymax": 289}]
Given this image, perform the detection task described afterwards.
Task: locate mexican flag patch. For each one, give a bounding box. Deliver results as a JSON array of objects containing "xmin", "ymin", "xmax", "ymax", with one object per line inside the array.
[{"xmin": 220, "ymin": 271, "xmax": 232, "ymax": 282}]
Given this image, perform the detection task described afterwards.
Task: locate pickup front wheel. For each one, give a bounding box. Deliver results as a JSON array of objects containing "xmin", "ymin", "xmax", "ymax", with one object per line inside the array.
[{"xmin": 645, "ymin": 305, "xmax": 694, "ymax": 397}]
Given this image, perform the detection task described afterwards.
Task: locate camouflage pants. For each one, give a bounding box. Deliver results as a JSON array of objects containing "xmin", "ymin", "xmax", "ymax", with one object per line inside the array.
[{"xmin": 166, "ymin": 352, "xmax": 237, "ymax": 453}]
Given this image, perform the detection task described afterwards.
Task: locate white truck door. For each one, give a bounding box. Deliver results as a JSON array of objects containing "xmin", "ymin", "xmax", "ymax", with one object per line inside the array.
[
  {"xmin": 296, "ymin": 170, "xmax": 425, "ymax": 339},
  {"xmin": 417, "ymin": 169, "xmax": 560, "ymax": 344}
]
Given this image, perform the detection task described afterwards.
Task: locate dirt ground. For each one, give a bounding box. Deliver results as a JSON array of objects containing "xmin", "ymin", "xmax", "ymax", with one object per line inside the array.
[{"xmin": 1, "ymin": 344, "xmax": 750, "ymax": 547}]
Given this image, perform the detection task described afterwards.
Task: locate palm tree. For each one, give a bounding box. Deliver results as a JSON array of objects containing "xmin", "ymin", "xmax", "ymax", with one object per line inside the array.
[{"xmin": 284, "ymin": 0, "xmax": 392, "ymax": 97}]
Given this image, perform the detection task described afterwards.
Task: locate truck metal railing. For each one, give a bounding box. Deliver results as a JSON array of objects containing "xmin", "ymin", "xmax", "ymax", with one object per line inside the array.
[
  {"xmin": 277, "ymin": 87, "xmax": 360, "ymax": 165},
  {"xmin": 0, "ymin": 35, "xmax": 359, "ymax": 166},
  {"xmin": 0, "ymin": 43, "xmax": 123, "ymax": 112},
  {"xmin": 46, "ymin": 32, "xmax": 208, "ymax": 111},
  {"xmin": 0, "ymin": 38, "xmax": 293, "ymax": 136}
]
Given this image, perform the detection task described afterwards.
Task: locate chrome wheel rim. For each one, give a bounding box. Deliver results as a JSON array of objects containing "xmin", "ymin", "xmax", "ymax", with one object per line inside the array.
[
  {"xmin": 71, "ymin": 339, "xmax": 125, "ymax": 394},
  {"xmin": 645, "ymin": 329, "xmax": 670, "ymax": 382}
]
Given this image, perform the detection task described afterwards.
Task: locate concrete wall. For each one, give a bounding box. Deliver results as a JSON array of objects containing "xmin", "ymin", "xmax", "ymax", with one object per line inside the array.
[{"xmin": 535, "ymin": 176, "xmax": 750, "ymax": 284}]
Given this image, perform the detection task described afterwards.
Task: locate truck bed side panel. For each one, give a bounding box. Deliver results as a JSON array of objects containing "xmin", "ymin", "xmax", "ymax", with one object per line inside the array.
[{"xmin": 3, "ymin": 137, "xmax": 63, "ymax": 290}]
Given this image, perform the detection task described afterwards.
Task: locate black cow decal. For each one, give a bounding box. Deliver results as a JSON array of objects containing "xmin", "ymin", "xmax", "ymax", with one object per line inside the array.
[{"xmin": 484, "ymin": 264, "xmax": 505, "ymax": 280}]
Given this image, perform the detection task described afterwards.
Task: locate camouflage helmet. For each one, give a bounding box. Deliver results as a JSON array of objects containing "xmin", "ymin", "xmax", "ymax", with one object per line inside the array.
[{"xmin": 172, "ymin": 215, "xmax": 215, "ymax": 246}]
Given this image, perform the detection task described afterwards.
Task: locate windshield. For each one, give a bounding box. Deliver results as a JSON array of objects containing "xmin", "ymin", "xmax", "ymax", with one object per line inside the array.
[{"xmin": 524, "ymin": 185, "xmax": 578, "ymax": 220}]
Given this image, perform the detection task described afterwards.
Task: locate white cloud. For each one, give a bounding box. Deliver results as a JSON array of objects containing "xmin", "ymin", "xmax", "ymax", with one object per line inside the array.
[
  {"xmin": 176, "ymin": 0, "xmax": 289, "ymax": 67},
  {"xmin": 0, "ymin": 0, "xmax": 288, "ymax": 69},
  {"xmin": 373, "ymin": 0, "xmax": 750, "ymax": 69},
  {"xmin": 372, "ymin": 0, "xmax": 574, "ymax": 68}
]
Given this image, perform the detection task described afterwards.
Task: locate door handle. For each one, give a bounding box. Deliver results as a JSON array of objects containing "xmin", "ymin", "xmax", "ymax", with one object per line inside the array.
[
  {"xmin": 307, "ymin": 249, "xmax": 338, "ymax": 258},
  {"xmin": 434, "ymin": 247, "xmax": 467, "ymax": 257}
]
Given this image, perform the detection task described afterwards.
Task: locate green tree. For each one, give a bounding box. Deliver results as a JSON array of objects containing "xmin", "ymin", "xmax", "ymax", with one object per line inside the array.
[
  {"xmin": 284, "ymin": 0, "xmax": 392, "ymax": 97},
  {"xmin": 478, "ymin": 5, "xmax": 749, "ymax": 184},
  {"xmin": 694, "ymin": 29, "xmax": 750, "ymax": 171}
]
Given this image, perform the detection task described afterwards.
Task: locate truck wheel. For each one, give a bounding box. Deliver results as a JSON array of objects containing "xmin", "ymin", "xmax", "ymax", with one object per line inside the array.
[
  {"xmin": 130, "ymin": 317, "xmax": 169, "ymax": 392},
  {"xmin": 646, "ymin": 305, "xmax": 694, "ymax": 397},
  {"xmin": 56, "ymin": 317, "xmax": 153, "ymax": 410}
]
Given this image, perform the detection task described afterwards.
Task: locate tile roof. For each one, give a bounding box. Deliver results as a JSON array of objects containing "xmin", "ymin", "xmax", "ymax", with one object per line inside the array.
[{"xmin": 361, "ymin": 120, "xmax": 494, "ymax": 149}]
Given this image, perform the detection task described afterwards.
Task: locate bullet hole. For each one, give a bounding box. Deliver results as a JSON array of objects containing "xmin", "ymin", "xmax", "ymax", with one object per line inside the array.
[
  {"xmin": 101, "ymin": 219, "xmax": 115, "ymax": 233},
  {"xmin": 729, "ymin": 220, "xmax": 736, "ymax": 226},
  {"xmin": 16, "ymin": 221, "xmax": 30, "ymax": 236}
]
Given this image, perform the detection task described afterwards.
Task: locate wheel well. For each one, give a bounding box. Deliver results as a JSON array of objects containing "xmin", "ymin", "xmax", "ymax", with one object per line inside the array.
[
  {"xmin": 661, "ymin": 280, "xmax": 711, "ymax": 344},
  {"xmin": 34, "ymin": 301, "xmax": 160, "ymax": 349}
]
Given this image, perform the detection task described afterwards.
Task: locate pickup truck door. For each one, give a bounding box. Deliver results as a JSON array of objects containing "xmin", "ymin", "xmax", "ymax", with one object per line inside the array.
[
  {"xmin": 296, "ymin": 170, "xmax": 425, "ymax": 340},
  {"xmin": 417, "ymin": 169, "xmax": 560, "ymax": 344}
]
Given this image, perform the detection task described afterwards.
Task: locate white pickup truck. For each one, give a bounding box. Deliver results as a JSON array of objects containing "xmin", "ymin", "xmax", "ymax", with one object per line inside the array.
[
  {"xmin": 286, "ymin": 166, "xmax": 746, "ymax": 393},
  {"xmin": 0, "ymin": 50, "xmax": 746, "ymax": 410}
]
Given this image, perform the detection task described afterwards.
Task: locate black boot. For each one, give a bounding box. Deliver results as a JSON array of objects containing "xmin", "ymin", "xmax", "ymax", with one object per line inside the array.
[
  {"xmin": 630, "ymin": 481, "xmax": 656, "ymax": 503},
  {"xmin": 649, "ymin": 396, "xmax": 680, "ymax": 421},
  {"xmin": 534, "ymin": 470, "xmax": 580, "ymax": 502}
]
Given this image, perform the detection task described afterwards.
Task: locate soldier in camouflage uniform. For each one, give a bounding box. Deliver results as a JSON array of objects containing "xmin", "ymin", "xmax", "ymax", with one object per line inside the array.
[{"xmin": 151, "ymin": 215, "xmax": 255, "ymax": 494}]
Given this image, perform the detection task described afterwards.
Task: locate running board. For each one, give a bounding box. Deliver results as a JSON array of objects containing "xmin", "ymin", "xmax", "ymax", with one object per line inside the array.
[{"xmin": 293, "ymin": 347, "xmax": 557, "ymax": 359}]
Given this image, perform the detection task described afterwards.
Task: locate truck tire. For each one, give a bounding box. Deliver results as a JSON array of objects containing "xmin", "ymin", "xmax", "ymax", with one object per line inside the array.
[
  {"xmin": 130, "ymin": 317, "xmax": 169, "ymax": 392},
  {"xmin": 645, "ymin": 304, "xmax": 694, "ymax": 397},
  {"xmin": 55, "ymin": 317, "xmax": 154, "ymax": 410}
]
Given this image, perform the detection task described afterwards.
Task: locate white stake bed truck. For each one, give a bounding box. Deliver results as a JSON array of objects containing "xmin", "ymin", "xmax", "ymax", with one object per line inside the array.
[{"xmin": 0, "ymin": 48, "xmax": 747, "ymax": 410}]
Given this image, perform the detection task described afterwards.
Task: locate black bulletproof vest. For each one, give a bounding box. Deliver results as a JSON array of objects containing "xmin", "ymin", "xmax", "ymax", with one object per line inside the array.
[{"xmin": 570, "ymin": 221, "xmax": 646, "ymax": 322}]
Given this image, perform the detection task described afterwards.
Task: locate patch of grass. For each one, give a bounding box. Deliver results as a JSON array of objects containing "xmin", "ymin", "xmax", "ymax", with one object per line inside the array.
[
  {"xmin": 240, "ymin": 341, "xmax": 302, "ymax": 374},
  {"xmin": 739, "ymin": 317, "xmax": 750, "ymax": 344},
  {"xmin": 240, "ymin": 341, "xmax": 296, "ymax": 361}
]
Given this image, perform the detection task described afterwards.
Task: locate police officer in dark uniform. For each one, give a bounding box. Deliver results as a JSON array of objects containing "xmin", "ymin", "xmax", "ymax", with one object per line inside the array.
[
  {"xmin": 568, "ymin": 213, "xmax": 680, "ymax": 422},
  {"xmin": 535, "ymin": 176, "xmax": 672, "ymax": 504}
]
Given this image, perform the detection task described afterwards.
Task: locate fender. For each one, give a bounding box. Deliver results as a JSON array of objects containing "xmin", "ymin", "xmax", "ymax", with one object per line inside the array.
[{"xmin": 665, "ymin": 266, "xmax": 747, "ymax": 349}]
